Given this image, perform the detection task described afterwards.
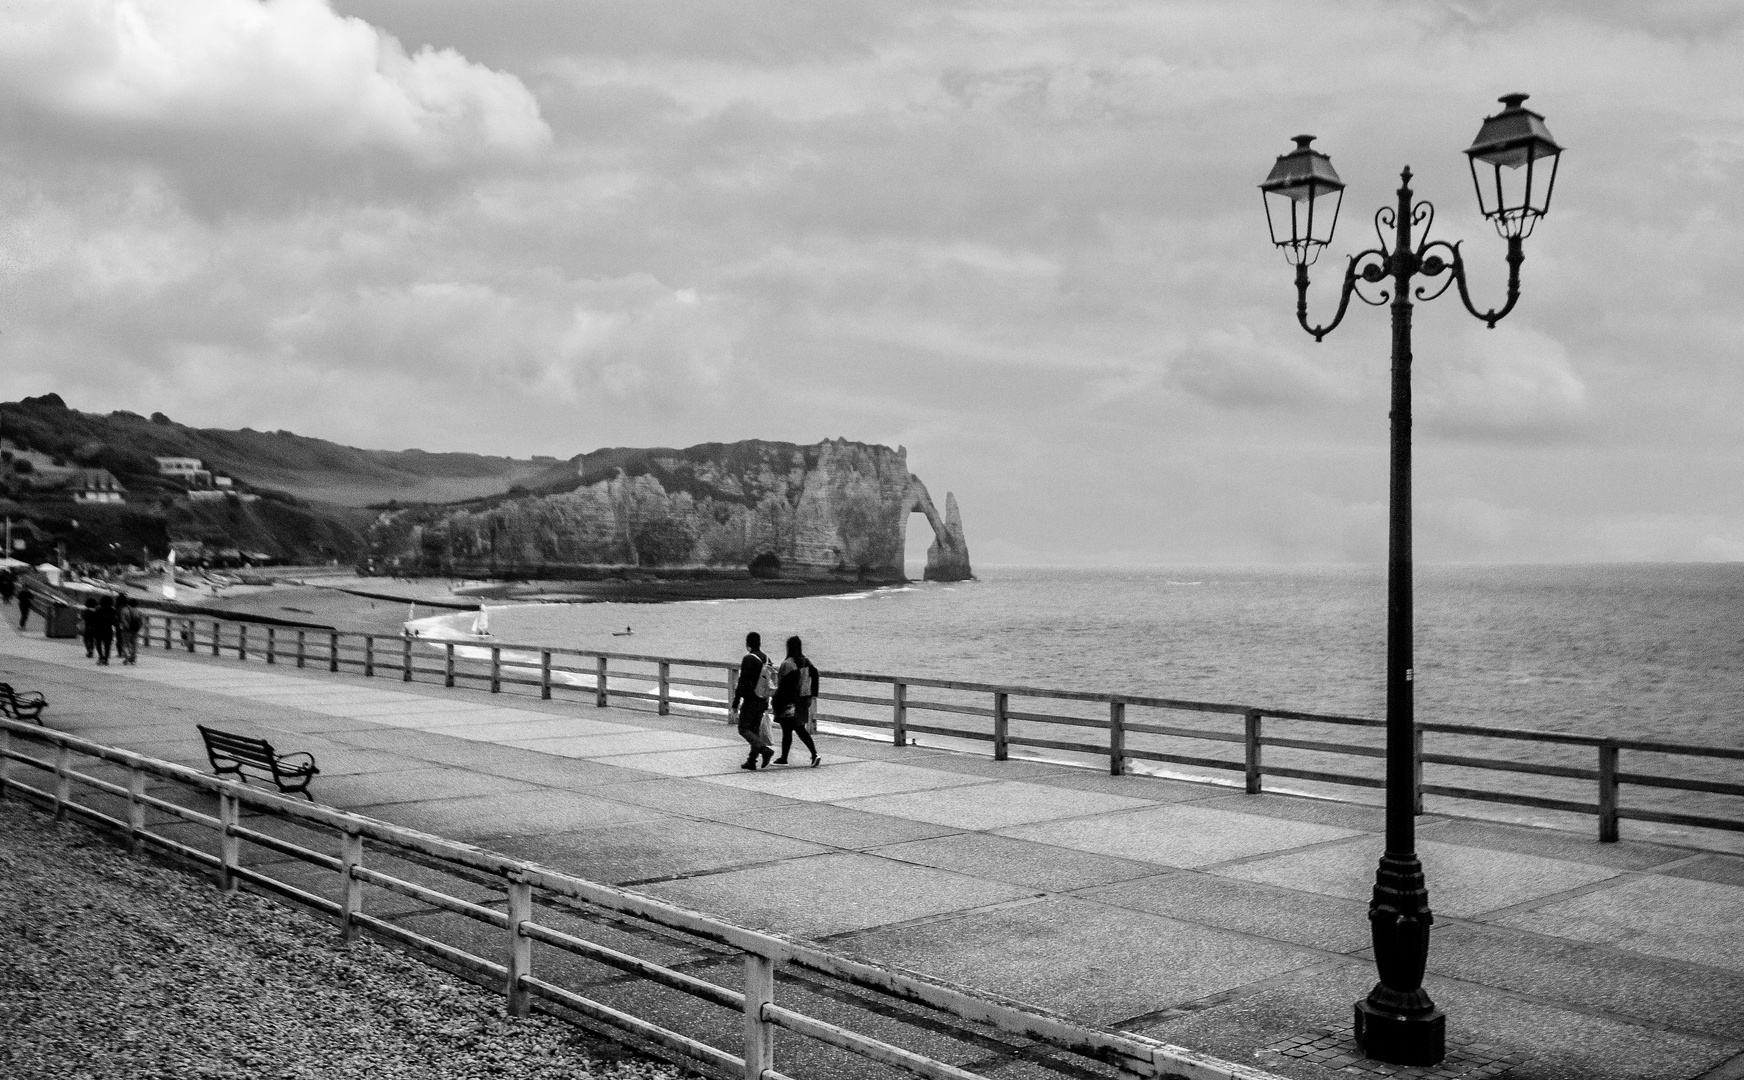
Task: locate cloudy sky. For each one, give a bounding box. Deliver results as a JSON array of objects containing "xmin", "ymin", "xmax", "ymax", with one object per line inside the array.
[{"xmin": 2, "ymin": 1, "xmax": 1741, "ymax": 564}]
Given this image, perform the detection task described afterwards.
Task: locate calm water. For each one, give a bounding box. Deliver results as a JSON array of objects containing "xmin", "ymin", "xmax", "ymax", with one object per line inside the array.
[{"xmin": 429, "ymin": 563, "xmax": 1744, "ymax": 747}]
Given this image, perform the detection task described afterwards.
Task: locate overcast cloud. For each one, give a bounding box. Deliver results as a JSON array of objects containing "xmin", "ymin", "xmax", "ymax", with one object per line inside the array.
[{"xmin": 3, "ymin": 0, "xmax": 1741, "ymax": 564}]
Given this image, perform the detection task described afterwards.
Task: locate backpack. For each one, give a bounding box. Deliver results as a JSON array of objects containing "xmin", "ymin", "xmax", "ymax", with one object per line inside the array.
[{"xmin": 755, "ymin": 654, "xmax": 778, "ymax": 698}]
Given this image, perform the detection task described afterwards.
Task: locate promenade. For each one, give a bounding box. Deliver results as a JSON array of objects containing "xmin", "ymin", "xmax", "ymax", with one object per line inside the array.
[{"xmin": 3, "ymin": 623, "xmax": 1742, "ymax": 1080}]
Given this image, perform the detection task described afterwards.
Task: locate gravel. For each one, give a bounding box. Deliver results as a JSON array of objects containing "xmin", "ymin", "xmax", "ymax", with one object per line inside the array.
[{"xmin": 0, "ymin": 798, "xmax": 694, "ymax": 1080}]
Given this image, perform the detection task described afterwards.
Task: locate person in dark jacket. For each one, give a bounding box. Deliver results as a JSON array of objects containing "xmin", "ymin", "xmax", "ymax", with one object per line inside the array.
[
  {"xmin": 771, "ymin": 635, "xmax": 821, "ymax": 767},
  {"xmin": 15, "ymin": 582, "xmax": 31, "ymax": 629},
  {"xmin": 730, "ymin": 631, "xmax": 774, "ymax": 770},
  {"xmin": 92, "ymin": 595, "xmax": 116, "ymax": 664},
  {"xmin": 81, "ymin": 598, "xmax": 99, "ymax": 657}
]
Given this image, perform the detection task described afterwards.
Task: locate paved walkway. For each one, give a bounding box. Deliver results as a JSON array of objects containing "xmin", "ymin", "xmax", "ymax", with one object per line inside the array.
[{"xmin": 4, "ymin": 623, "xmax": 1743, "ymax": 1080}]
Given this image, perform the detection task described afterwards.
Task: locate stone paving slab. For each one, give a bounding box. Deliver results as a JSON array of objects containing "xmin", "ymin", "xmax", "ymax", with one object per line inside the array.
[
  {"xmin": 1084, "ymin": 872, "xmax": 1377, "ymax": 953},
  {"xmin": 998, "ymin": 803, "xmax": 1361, "ymax": 869},
  {"xmin": 1148, "ymin": 962, "xmax": 1737, "ymax": 1080},
  {"xmin": 1220, "ymin": 837, "xmax": 1621, "ymax": 918},
  {"xmin": 834, "ymin": 779, "xmax": 1155, "ymax": 831},
  {"xmin": 704, "ymin": 759, "xmax": 987, "ymax": 802},
  {"xmin": 1491, "ymin": 873, "xmax": 1744, "ymax": 972},
  {"xmin": 867, "ymin": 832, "xmax": 1164, "ymax": 892},
  {"xmin": 743, "ymin": 803, "xmax": 963, "ymax": 849},
  {"xmin": 430, "ymin": 717, "xmax": 637, "ymax": 742},
  {"xmin": 841, "ymin": 895, "xmax": 1330, "ymax": 1027},
  {"xmin": 601, "ymin": 776, "xmax": 806, "ymax": 818},
  {"xmin": 311, "ymin": 766, "xmax": 538, "ymax": 808},
  {"xmin": 640, "ymin": 852, "xmax": 1036, "ymax": 939},
  {"xmin": 363, "ymin": 788, "xmax": 666, "ymax": 840},
  {"xmin": 491, "ymin": 818, "xmax": 831, "ymax": 885},
  {"xmin": 1422, "ymin": 920, "xmax": 1744, "ymax": 1041},
  {"xmin": 506, "ymin": 730, "xmax": 739, "ymax": 757}
]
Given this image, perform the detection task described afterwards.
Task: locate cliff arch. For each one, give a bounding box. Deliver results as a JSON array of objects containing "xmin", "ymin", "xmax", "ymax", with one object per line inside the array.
[{"xmin": 902, "ymin": 474, "xmax": 972, "ymax": 581}]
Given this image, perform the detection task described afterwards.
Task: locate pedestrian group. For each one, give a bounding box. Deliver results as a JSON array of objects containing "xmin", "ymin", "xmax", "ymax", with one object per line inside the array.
[{"xmin": 731, "ymin": 631, "xmax": 821, "ymax": 770}]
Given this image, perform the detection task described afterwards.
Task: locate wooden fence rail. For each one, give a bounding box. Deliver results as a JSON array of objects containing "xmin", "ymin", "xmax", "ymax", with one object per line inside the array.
[
  {"xmin": 0, "ymin": 716, "xmax": 1273, "ymax": 1080},
  {"xmin": 134, "ymin": 614, "xmax": 1743, "ymax": 844}
]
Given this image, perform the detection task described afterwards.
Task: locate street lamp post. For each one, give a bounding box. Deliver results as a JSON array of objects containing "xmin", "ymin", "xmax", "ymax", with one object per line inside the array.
[{"xmin": 1259, "ymin": 95, "xmax": 1563, "ymax": 1066}]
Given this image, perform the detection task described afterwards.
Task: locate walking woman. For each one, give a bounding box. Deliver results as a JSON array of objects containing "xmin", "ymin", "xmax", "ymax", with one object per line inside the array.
[{"xmin": 772, "ymin": 635, "xmax": 821, "ymax": 767}]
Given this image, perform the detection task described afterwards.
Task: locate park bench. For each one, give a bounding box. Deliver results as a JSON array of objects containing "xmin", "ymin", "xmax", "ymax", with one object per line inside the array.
[
  {"xmin": 0, "ymin": 683, "xmax": 47, "ymax": 725},
  {"xmin": 196, "ymin": 725, "xmax": 319, "ymax": 799}
]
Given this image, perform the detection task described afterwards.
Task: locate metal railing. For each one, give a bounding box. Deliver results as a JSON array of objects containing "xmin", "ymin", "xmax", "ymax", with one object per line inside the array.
[
  {"xmin": 0, "ymin": 716, "xmax": 1275, "ymax": 1080},
  {"xmin": 135, "ymin": 612, "xmax": 1744, "ymax": 845}
]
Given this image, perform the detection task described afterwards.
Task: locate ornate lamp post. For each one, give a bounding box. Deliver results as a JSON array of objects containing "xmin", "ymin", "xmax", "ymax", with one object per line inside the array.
[{"xmin": 1259, "ymin": 95, "xmax": 1563, "ymax": 1065}]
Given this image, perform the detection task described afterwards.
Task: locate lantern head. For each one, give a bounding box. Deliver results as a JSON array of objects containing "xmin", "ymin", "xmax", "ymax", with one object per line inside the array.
[
  {"xmin": 1465, "ymin": 93, "xmax": 1562, "ymax": 239},
  {"xmin": 1260, "ymin": 135, "xmax": 1345, "ymax": 266}
]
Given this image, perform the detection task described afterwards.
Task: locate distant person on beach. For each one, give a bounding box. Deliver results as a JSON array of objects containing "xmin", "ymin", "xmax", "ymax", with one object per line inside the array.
[
  {"xmin": 0, "ymin": 571, "xmax": 13, "ymax": 607},
  {"xmin": 732, "ymin": 631, "xmax": 775, "ymax": 770},
  {"xmin": 117, "ymin": 597, "xmax": 142, "ymax": 665},
  {"xmin": 92, "ymin": 595, "xmax": 115, "ymax": 664},
  {"xmin": 81, "ymin": 598, "xmax": 99, "ymax": 657},
  {"xmin": 772, "ymin": 635, "xmax": 821, "ymax": 767},
  {"xmin": 16, "ymin": 582, "xmax": 32, "ymax": 629}
]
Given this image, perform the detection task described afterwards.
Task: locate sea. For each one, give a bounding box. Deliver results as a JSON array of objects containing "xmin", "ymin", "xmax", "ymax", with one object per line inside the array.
[{"xmin": 422, "ymin": 563, "xmax": 1744, "ymax": 749}]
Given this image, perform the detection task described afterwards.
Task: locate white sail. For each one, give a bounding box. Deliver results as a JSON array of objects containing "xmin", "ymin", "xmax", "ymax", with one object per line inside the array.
[{"xmin": 471, "ymin": 605, "xmax": 490, "ymax": 636}]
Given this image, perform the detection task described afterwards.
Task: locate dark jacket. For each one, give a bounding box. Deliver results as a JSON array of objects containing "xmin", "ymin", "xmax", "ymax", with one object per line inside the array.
[
  {"xmin": 773, "ymin": 656, "xmax": 819, "ymax": 720},
  {"xmin": 733, "ymin": 650, "xmax": 769, "ymax": 709}
]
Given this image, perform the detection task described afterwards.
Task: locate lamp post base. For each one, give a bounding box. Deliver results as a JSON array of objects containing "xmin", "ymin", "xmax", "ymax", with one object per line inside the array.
[{"xmin": 1354, "ymin": 999, "xmax": 1445, "ymax": 1066}]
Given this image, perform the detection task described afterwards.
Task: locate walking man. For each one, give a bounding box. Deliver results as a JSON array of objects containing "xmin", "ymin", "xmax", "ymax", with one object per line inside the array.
[
  {"xmin": 731, "ymin": 631, "xmax": 775, "ymax": 770},
  {"xmin": 16, "ymin": 581, "xmax": 31, "ymax": 629},
  {"xmin": 118, "ymin": 596, "xmax": 143, "ymax": 665}
]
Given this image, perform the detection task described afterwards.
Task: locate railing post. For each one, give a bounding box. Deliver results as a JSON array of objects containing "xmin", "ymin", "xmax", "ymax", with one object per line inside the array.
[
  {"xmin": 237, "ymin": 623, "xmax": 248, "ymax": 661},
  {"xmin": 595, "ymin": 656, "xmax": 608, "ymax": 707},
  {"xmin": 658, "ymin": 661, "xmax": 671, "ymax": 715},
  {"xmin": 1413, "ymin": 725, "xmax": 1425, "ymax": 815},
  {"xmin": 743, "ymin": 952, "xmax": 776, "ymax": 1080},
  {"xmin": 1598, "ymin": 741, "xmax": 1620, "ymax": 843},
  {"xmin": 445, "ymin": 643, "xmax": 456, "ymax": 688},
  {"xmin": 403, "ymin": 636, "xmax": 413, "ymax": 682},
  {"xmin": 211, "ymin": 620, "xmax": 221, "ymax": 657},
  {"xmin": 364, "ymin": 635, "xmax": 375, "ymax": 677},
  {"xmin": 539, "ymin": 650, "xmax": 552, "ymax": 700},
  {"xmin": 53, "ymin": 742, "xmax": 70, "ymax": 820},
  {"xmin": 506, "ymin": 878, "xmax": 533, "ymax": 1017},
  {"xmin": 296, "ymin": 630, "xmax": 306, "ymax": 668},
  {"xmin": 265, "ymin": 627, "xmax": 276, "ymax": 665},
  {"xmin": 185, "ymin": 618, "xmax": 195, "ymax": 652},
  {"xmin": 340, "ymin": 831, "xmax": 364, "ymax": 941},
  {"xmin": 1109, "ymin": 701, "xmax": 1127, "ymax": 776},
  {"xmin": 993, "ymin": 691, "xmax": 1009, "ymax": 761},
  {"xmin": 893, "ymin": 682, "xmax": 908, "ymax": 747},
  {"xmin": 0, "ymin": 727, "xmax": 11, "ymax": 799},
  {"xmin": 726, "ymin": 666, "xmax": 737, "ymax": 723},
  {"xmin": 1244, "ymin": 710, "xmax": 1263, "ymax": 794},
  {"xmin": 490, "ymin": 647, "xmax": 502, "ymax": 693},
  {"xmin": 329, "ymin": 632, "xmax": 340, "ymax": 673},
  {"xmin": 218, "ymin": 791, "xmax": 239, "ymax": 893},
  {"xmin": 127, "ymin": 769, "xmax": 146, "ymax": 854}
]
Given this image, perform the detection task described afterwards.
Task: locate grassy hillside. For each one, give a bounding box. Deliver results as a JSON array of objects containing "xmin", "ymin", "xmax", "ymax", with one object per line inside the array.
[
  {"xmin": 0, "ymin": 394, "xmax": 571, "ymax": 565},
  {"xmin": 0, "ymin": 394, "xmax": 574, "ymax": 508}
]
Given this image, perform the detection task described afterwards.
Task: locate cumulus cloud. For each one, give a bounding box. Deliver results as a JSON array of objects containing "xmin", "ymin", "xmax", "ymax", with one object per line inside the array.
[
  {"xmin": 0, "ymin": 0, "xmax": 548, "ymax": 168},
  {"xmin": 1169, "ymin": 324, "xmax": 1363, "ymax": 410},
  {"xmin": 1419, "ymin": 325, "xmax": 1587, "ymax": 442}
]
